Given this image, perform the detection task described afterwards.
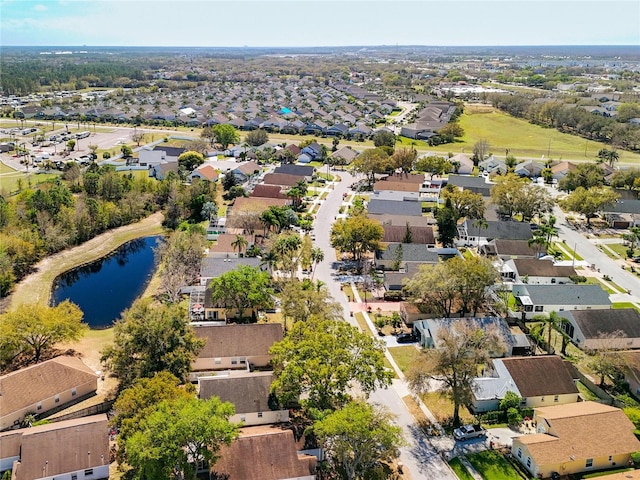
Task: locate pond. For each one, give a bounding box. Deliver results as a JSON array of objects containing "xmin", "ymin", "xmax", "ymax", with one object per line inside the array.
[{"xmin": 51, "ymin": 235, "xmax": 162, "ymax": 329}]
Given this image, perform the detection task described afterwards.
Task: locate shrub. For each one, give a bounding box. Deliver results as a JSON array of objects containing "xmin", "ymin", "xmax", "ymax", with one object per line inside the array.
[
  {"xmin": 569, "ymin": 275, "xmax": 587, "ymax": 283},
  {"xmin": 383, "ymin": 291, "xmax": 403, "ymax": 301}
]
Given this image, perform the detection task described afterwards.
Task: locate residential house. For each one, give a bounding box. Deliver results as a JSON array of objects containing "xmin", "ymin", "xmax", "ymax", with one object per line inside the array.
[
  {"xmin": 262, "ymin": 172, "xmax": 305, "ymax": 188},
  {"xmin": 232, "ymin": 161, "xmax": 262, "ymax": 183},
  {"xmin": 1, "ymin": 414, "xmax": 109, "ymax": 480},
  {"xmin": 251, "ymin": 184, "xmax": 287, "ymax": 199},
  {"xmin": 198, "ymin": 371, "xmax": 288, "ymax": 426},
  {"xmin": 273, "ymin": 164, "xmax": 315, "ymax": 181},
  {"xmin": 211, "ymin": 426, "xmax": 317, "ymax": 480},
  {"xmin": 367, "ymin": 199, "xmax": 423, "ymax": 217},
  {"xmin": 603, "ymin": 199, "xmax": 640, "ymax": 229},
  {"xmin": 470, "ymin": 356, "xmax": 579, "ymax": 413},
  {"xmin": 382, "ymin": 224, "xmax": 435, "ymax": 246},
  {"xmin": 479, "ymin": 156, "xmax": 507, "ymax": 176},
  {"xmin": 369, "ymin": 213, "xmax": 434, "ymax": 228},
  {"xmin": 446, "ymin": 174, "xmax": 492, "ymax": 196},
  {"xmin": 199, "ymin": 256, "xmax": 262, "ymax": 285},
  {"xmin": 512, "ymin": 284, "xmax": 612, "ymax": 320},
  {"xmin": 413, "ymin": 317, "xmax": 526, "ymax": 357},
  {"xmin": 0, "ymin": 356, "xmax": 98, "ymax": 431},
  {"xmin": 371, "ymin": 190, "xmax": 421, "ymax": 203},
  {"xmin": 399, "ymin": 301, "xmax": 426, "ymax": 326},
  {"xmin": 303, "ymin": 120, "xmax": 327, "ymax": 135},
  {"xmin": 150, "ymin": 161, "xmax": 179, "ymax": 180},
  {"xmin": 620, "ymin": 351, "xmax": 640, "ymax": 398},
  {"xmin": 300, "ymin": 141, "xmax": 323, "ymax": 161},
  {"xmin": 326, "ymin": 123, "xmax": 349, "ymax": 136},
  {"xmin": 187, "ymin": 164, "xmax": 219, "ymax": 183},
  {"xmin": 551, "ymin": 161, "xmax": 577, "ymax": 181},
  {"xmin": 383, "ymin": 262, "xmax": 423, "ymax": 292},
  {"xmin": 226, "ymin": 197, "xmax": 290, "ymax": 232},
  {"xmin": 191, "ymin": 323, "xmax": 283, "ymax": 372},
  {"xmin": 514, "ymin": 160, "xmax": 544, "ymax": 178},
  {"xmin": 138, "ymin": 149, "xmax": 168, "ymax": 167},
  {"xmin": 557, "ymin": 309, "xmax": 640, "ymax": 351},
  {"xmin": 480, "ymin": 239, "xmax": 545, "ymax": 260},
  {"xmin": 375, "ymin": 243, "xmax": 439, "ymax": 271},
  {"xmin": 456, "ymin": 219, "xmax": 533, "ymax": 247},
  {"xmin": 330, "ymin": 146, "xmax": 359, "ymax": 165},
  {"xmin": 512, "ymin": 402, "xmax": 640, "ymax": 479},
  {"xmin": 501, "ymin": 259, "xmax": 576, "ymax": 284},
  {"xmin": 449, "ymin": 153, "xmax": 474, "ymax": 175},
  {"xmin": 207, "ymin": 233, "xmax": 254, "ymax": 259}
]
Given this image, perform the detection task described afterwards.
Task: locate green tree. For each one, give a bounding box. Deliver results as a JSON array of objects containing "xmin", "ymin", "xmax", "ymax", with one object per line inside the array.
[
  {"xmin": 66, "ymin": 139, "xmax": 76, "ymax": 151},
  {"xmin": 313, "ymin": 400, "xmax": 404, "ymax": 480},
  {"xmin": 201, "ymin": 126, "xmax": 216, "ymax": 145},
  {"xmin": 407, "ymin": 323, "xmax": 504, "ymax": 426},
  {"xmin": 270, "ymin": 318, "xmax": 393, "ymax": 411},
  {"xmin": 177, "ymin": 150, "xmax": 205, "ymax": 172},
  {"xmin": 436, "ymin": 198, "xmax": 457, "ymax": 247},
  {"xmin": 155, "ymin": 230, "xmax": 205, "ymax": 303},
  {"xmin": 208, "ymin": 265, "xmax": 274, "ymax": 319},
  {"xmin": 330, "ymin": 214, "xmax": 384, "ymax": 266},
  {"xmin": 351, "ymin": 148, "xmax": 391, "ymax": 187},
  {"xmin": 415, "ymin": 155, "xmax": 451, "ymax": 180},
  {"xmin": 438, "ymin": 122, "xmax": 464, "ymax": 142},
  {"xmin": 560, "ymin": 186, "xmax": 619, "ymax": 225},
  {"xmin": 101, "ymin": 299, "xmax": 204, "ymax": 388},
  {"xmin": 390, "ymin": 147, "xmax": 417, "ymax": 173},
  {"xmin": 120, "ymin": 144, "xmax": 133, "ymax": 158},
  {"xmin": 558, "ymin": 162, "xmax": 605, "ymax": 192},
  {"xmin": 126, "ymin": 396, "xmax": 238, "ymax": 480},
  {"xmin": 272, "ymin": 233, "xmax": 303, "ymax": 277},
  {"xmin": 499, "ymin": 391, "xmax": 522, "ymax": 411},
  {"xmin": 372, "ymin": 130, "xmax": 396, "ymax": 148},
  {"xmin": 112, "ymin": 371, "xmax": 196, "ymax": 462},
  {"xmin": 597, "ymin": 148, "xmax": 620, "ymax": 167},
  {"xmin": 310, "ymin": 247, "xmax": 325, "ymax": 279},
  {"xmin": 441, "ymin": 186, "xmax": 485, "ymax": 221},
  {"xmin": 280, "ymin": 279, "xmax": 342, "ymax": 326},
  {"xmin": 532, "ymin": 311, "xmax": 572, "ymax": 355},
  {"xmin": 0, "ymin": 300, "xmax": 86, "ymax": 364},
  {"xmin": 611, "ymin": 168, "xmax": 640, "ymax": 198},
  {"xmin": 231, "ymin": 234, "xmax": 248, "ymax": 256},
  {"xmin": 212, "ymin": 124, "xmax": 240, "ymax": 149},
  {"xmin": 245, "ymin": 129, "xmax": 269, "ymax": 146},
  {"xmin": 490, "ymin": 173, "xmax": 526, "ymax": 220}
]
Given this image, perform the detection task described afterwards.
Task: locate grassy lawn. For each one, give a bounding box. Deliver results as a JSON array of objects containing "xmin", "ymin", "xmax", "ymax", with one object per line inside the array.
[
  {"xmin": 583, "ymin": 276, "xmax": 619, "ymax": 295},
  {"xmin": 0, "ymin": 171, "xmax": 61, "ymax": 195},
  {"xmin": 607, "ymin": 242, "xmax": 630, "ymax": 257},
  {"xmin": 577, "ymin": 381, "xmax": 600, "ymax": 401},
  {"xmin": 449, "ymin": 458, "xmax": 475, "ymax": 480},
  {"xmin": 424, "ymin": 106, "xmax": 640, "ymax": 164},
  {"xmin": 466, "ymin": 450, "xmax": 528, "ymax": 480},
  {"xmin": 354, "ymin": 312, "xmax": 373, "ymax": 335},
  {"xmin": 580, "ymin": 468, "xmax": 635, "ymax": 478},
  {"xmin": 420, "ymin": 392, "xmax": 474, "ymax": 427},
  {"xmin": 387, "ymin": 346, "xmax": 420, "ymax": 374},
  {"xmin": 613, "ymin": 302, "xmax": 640, "ymax": 312}
]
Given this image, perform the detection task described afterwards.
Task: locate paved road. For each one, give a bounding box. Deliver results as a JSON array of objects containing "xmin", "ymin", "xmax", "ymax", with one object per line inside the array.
[
  {"xmin": 312, "ymin": 170, "xmax": 456, "ymax": 479},
  {"xmin": 546, "ymin": 186, "xmax": 640, "ymax": 299}
]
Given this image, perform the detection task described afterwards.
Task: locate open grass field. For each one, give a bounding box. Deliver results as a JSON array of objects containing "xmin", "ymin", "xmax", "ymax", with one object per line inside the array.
[
  {"xmin": 427, "ymin": 105, "xmax": 640, "ymax": 165},
  {"xmin": 0, "ymin": 171, "xmax": 61, "ymax": 195},
  {"xmin": 466, "ymin": 450, "xmax": 528, "ymax": 480},
  {"xmin": 420, "ymin": 391, "xmax": 474, "ymax": 427}
]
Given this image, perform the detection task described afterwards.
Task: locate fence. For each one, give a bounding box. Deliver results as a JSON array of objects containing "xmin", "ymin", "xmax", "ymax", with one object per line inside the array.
[{"xmin": 49, "ymin": 400, "xmax": 115, "ymax": 423}]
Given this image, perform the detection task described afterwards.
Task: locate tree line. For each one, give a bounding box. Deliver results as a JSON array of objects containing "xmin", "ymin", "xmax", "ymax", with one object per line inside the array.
[
  {"xmin": 0, "ymin": 166, "xmax": 217, "ymax": 297},
  {"xmin": 489, "ymin": 93, "xmax": 640, "ymax": 152}
]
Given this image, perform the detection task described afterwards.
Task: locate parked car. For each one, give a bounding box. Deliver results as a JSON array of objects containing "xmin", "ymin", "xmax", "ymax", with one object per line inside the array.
[
  {"xmin": 396, "ymin": 333, "xmax": 418, "ymax": 344},
  {"xmin": 453, "ymin": 424, "xmax": 486, "ymax": 441}
]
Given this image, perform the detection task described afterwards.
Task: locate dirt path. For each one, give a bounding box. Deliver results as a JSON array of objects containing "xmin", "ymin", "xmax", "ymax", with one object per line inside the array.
[{"xmin": 9, "ymin": 211, "xmax": 165, "ymax": 310}]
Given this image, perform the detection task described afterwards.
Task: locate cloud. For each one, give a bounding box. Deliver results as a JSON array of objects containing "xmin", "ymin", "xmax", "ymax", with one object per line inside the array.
[{"xmin": 33, "ymin": 4, "xmax": 47, "ymax": 11}]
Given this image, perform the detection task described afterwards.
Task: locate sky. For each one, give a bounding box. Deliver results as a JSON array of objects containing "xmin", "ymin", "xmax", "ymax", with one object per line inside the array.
[{"xmin": 1, "ymin": 0, "xmax": 639, "ymax": 47}]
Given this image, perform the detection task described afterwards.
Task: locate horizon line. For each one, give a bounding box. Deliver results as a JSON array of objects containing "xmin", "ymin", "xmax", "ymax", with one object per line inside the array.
[{"xmin": 2, "ymin": 44, "xmax": 638, "ymax": 48}]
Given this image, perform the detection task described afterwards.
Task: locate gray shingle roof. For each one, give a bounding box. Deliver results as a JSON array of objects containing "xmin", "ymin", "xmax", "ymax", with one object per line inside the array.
[
  {"xmin": 561, "ymin": 309, "xmax": 640, "ymax": 339},
  {"xmin": 512, "ymin": 284, "xmax": 611, "ymax": 307},
  {"xmin": 368, "ymin": 199, "xmax": 422, "ymax": 216},
  {"xmin": 467, "ymin": 220, "xmax": 533, "ymax": 241},
  {"xmin": 376, "ymin": 243, "xmax": 440, "ymax": 262},
  {"xmin": 200, "ymin": 257, "xmax": 262, "ymax": 279}
]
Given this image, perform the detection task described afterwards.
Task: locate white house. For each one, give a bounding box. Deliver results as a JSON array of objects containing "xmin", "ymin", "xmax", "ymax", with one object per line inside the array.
[{"xmin": 511, "ymin": 284, "xmax": 611, "ymax": 320}]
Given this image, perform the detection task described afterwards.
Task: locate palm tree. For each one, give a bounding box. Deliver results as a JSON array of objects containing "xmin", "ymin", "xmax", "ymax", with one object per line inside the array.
[
  {"xmin": 260, "ymin": 250, "xmax": 278, "ymax": 276},
  {"xmin": 597, "ymin": 148, "xmax": 620, "ymax": 167},
  {"xmin": 310, "ymin": 247, "xmax": 325, "ymax": 279},
  {"xmin": 534, "ymin": 311, "xmax": 569, "ymax": 354},
  {"xmin": 472, "ymin": 217, "xmax": 488, "ymax": 250},
  {"xmin": 231, "ymin": 235, "xmax": 248, "ymax": 257}
]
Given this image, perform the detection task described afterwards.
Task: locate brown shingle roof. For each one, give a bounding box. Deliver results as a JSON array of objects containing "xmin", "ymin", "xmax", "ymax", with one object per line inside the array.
[
  {"xmin": 380, "ymin": 172, "xmax": 425, "ymax": 184},
  {"xmin": 212, "ymin": 426, "xmax": 316, "ymax": 480},
  {"xmin": 262, "ymin": 172, "xmax": 303, "ymax": 187},
  {"xmin": 251, "ymin": 184, "xmax": 286, "ymax": 199},
  {"xmin": 500, "ymin": 356, "xmax": 578, "ymax": 398},
  {"xmin": 199, "ymin": 371, "xmax": 274, "ymax": 414},
  {"xmin": 0, "ymin": 356, "xmax": 98, "ymax": 417},
  {"xmin": 194, "ymin": 324, "xmax": 283, "ymax": 359},
  {"xmin": 518, "ymin": 402, "xmax": 640, "ymax": 466},
  {"xmin": 10, "ymin": 415, "xmax": 109, "ymax": 480},
  {"xmin": 236, "ymin": 161, "xmax": 261, "ymax": 175},
  {"xmin": 193, "ymin": 164, "xmax": 219, "ymax": 181},
  {"xmin": 491, "ymin": 239, "xmax": 544, "ymax": 257},
  {"xmin": 373, "ymin": 180, "xmax": 420, "ymax": 193},
  {"xmin": 512, "ymin": 259, "xmax": 576, "ymax": 277},
  {"xmin": 208, "ymin": 234, "xmax": 253, "ymax": 254},
  {"xmin": 569, "ymin": 309, "xmax": 640, "ymax": 339},
  {"xmin": 382, "ymin": 225, "xmax": 435, "ymax": 245}
]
